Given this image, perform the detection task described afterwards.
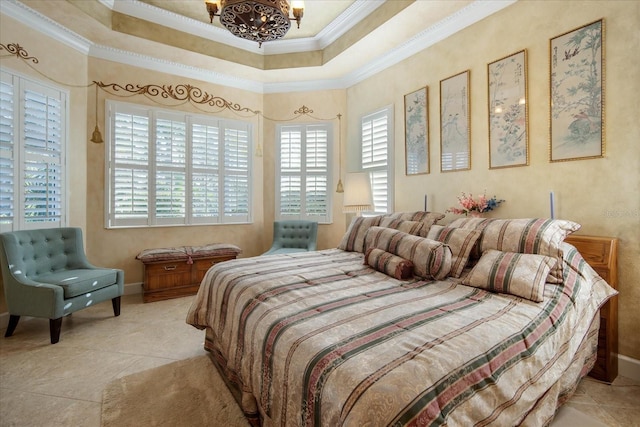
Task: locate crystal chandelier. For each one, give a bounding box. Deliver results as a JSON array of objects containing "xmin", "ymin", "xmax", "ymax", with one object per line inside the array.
[{"xmin": 205, "ymin": 0, "xmax": 304, "ymax": 47}]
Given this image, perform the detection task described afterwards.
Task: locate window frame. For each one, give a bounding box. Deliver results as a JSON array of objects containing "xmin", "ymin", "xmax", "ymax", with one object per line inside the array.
[
  {"xmin": 275, "ymin": 122, "xmax": 333, "ymax": 224},
  {"xmin": 360, "ymin": 105, "xmax": 394, "ymax": 215},
  {"xmin": 105, "ymin": 100, "xmax": 252, "ymax": 228},
  {"xmin": 0, "ymin": 69, "xmax": 69, "ymax": 232}
]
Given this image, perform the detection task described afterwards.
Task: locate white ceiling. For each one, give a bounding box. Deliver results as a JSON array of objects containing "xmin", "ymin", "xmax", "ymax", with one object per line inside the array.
[{"xmin": 2, "ymin": 0, "xmax": 516, "ymax": 93}]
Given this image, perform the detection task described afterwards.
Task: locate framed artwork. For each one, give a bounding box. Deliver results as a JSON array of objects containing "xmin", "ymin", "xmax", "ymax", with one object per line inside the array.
[
  {"xmin": 440, "ymin": 70, "xmax": 470, "ymax": 172},
  {"xmin": 550, "ymin": 19, "xmax": 605, "ymax": 162},
  {"xmin": 488, "ymin": 50, "xmax": 529, "ymax": 169},
  {"xmin": 404, "ymin": 86, "xmax": 429, "ymax": 175}
]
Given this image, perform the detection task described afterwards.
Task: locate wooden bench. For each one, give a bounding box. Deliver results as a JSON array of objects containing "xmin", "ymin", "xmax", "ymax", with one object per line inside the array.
[{"xmin": 136, "ymin": 243, "xmax": 241, "ymax": 303}]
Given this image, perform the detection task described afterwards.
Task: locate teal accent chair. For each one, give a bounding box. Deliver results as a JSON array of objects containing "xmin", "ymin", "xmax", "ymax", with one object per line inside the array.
[
  {"xmin": 262, "ymin": 220, "xmax": 318, "ymax": 255},
  {"xmin": 0, "ymin": 228, "xmax": 124, "ymax": 344}
]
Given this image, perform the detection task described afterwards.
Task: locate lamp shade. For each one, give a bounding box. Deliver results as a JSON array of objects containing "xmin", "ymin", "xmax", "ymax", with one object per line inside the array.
[{"xmin": 343, "ymin": 172, "xmax": 373, "ymax": 213}]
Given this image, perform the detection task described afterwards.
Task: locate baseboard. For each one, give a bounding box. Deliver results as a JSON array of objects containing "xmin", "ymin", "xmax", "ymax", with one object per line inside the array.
[
  {"xmin": 619, "ymin": 354, "xmax": 640, "ymax": 382},
  {"xmin": 124, "ymin": 282, "xmax": 143, "ymax": 296}
]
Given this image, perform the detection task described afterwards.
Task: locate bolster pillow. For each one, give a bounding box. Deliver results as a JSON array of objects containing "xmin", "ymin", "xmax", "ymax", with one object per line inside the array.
[
  {"xmin": 364, "ymin": 226, "xmax": 452, "ymax": 280},
  {"xmin": 364, "ymin": 247, "xmax": 414, "ymax": 280}
]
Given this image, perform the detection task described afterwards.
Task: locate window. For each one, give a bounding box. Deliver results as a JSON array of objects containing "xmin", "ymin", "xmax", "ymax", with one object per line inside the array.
[
  {"xmin": 106, "ymin": 101, "xmax": 251, "ymax": 227},
  {"xmin": 361, "ymin": 106, "xmax": 393, "ymax": 214},
  {"xmin": 0, "ymin": 70, "xmax": 68, "ymax": 232},
  {"xmin": 276, "ymin": 123, "xmax": 332, "ymax": 223}
]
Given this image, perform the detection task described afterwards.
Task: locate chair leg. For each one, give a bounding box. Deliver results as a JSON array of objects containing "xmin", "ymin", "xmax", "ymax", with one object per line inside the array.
[
  {"xmin": 49, "ymin": 317, "xmax": 63, "ymax": 344},
  {"xmin": 112, "ymin": 296, "xmax": 121, "ymax": 317},
  {"xmin": 4, "ymin": 315, "xmax": 20, "ymax": 338}
]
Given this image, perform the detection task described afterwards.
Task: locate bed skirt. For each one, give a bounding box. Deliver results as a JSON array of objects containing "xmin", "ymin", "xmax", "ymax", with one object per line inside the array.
[{"xmin": 202, "ymin": 314, "xmax": 600, "ymax": 427}]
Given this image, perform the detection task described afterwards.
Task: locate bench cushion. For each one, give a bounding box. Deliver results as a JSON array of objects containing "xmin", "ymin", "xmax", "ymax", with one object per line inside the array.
[{"xmin": 37, "ymin": 269, "xmax": 119, "ymax": 298}]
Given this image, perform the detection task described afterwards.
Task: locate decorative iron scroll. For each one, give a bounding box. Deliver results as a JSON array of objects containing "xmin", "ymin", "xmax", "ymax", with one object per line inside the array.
[
  {"xmin": 94, "ymin": 81, "xmax": 257, "ymax": 114},
  {"xmin": 294, "ymin": 105, "xmax": 313, "ymax": 115},
  {"xmin": 0, "ymin": 43, "xmax": 38, "ymax": 63}
]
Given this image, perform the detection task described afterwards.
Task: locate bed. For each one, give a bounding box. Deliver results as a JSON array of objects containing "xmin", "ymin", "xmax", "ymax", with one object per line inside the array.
[{"xmin": 186, "ymin": 214, "xmax": 618, "ymax": 427}]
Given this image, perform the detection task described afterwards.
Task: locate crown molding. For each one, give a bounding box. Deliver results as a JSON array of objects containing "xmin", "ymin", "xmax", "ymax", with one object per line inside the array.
[
  {"xmin": 1, "ymin": 0, "xmax": 92, "ymax": 55},
  {"xmin": 108, "ymin": 0, "xmax": 383, "ymax": 56},
  {"xmin": 340, "ymin": 0, "xmax": 517, "ymax": 88},
  {"xmin": 89, "ymin": 44, "xmax": 265, "ymax": 93},
  {"xmin": 2, "ymin": 0, "xmax": 516, "ymax": 94}
]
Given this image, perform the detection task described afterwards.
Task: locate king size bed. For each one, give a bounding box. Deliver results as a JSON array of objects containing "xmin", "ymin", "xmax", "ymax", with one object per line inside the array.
[{"xmin": 186, "ymin": 213, "xmax": 618, "ymax": 426}]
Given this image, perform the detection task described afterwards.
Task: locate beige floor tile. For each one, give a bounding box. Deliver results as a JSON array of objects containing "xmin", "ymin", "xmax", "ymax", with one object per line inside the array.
[{"xmin": 0, "ymin": 389, "xmax": 101, "ymax": 427}]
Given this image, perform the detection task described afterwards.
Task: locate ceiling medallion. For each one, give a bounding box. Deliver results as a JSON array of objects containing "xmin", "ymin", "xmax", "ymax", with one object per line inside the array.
[{"xmin": 206, "ymin": 0, "xmax": 304, "ymax": 47}]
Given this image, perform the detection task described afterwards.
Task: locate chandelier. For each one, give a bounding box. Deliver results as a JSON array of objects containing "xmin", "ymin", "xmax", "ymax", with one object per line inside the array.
[{"xmin": 205, "ymin": 0, "xmax": 304, "ymax": 47}]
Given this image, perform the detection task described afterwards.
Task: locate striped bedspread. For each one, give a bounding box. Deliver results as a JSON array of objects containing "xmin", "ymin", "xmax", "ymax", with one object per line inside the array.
[{"xmin": 186, "ymin": 246, "xmax": 615, "ymax": 426}]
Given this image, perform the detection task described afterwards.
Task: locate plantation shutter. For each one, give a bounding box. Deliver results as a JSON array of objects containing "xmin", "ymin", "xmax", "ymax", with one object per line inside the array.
[
  {"xmin": 361, "ymin": 107, "xmax": 393, "ymax": 215},
  {"xmin": 0, "ymin": 71, "xmax": 67, "ymax": 232},
  {"xmin": 106, "ymin": 101, "xmax": 252, "ymax": 227},
  {"xmin": 191, "ymin": 120, "xmax": 220, "ymax": 222},
  {"xmin": 155, "ymin": 113, "xmax": 187, "ymax": 224},
  {"xmin": 0, "ymin": 77, "xmax": 14, "ymax": 230},
  {"xmin": 223, "ymin": 122, "xmax": 251, "ymax": 222},
  {"xmin": 110, "ymin": 104, "xmax": 150, "ymax": 227},
  {"xmin": 276, "ymin": 123, "xmax": 331, "ymax": 222}
]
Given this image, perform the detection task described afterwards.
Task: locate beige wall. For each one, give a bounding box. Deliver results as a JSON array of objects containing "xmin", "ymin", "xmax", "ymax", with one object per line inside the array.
[
  {"xmin": 346, "ymin": 0, "xmax": 640, "ymax": 360},
  {"xmin": 0, "ymin": 16, "xmax": 89, "ymax": 313},
  {"xmin": 1, "ymin": 1, "xmax": 638, "ymax": 362}
]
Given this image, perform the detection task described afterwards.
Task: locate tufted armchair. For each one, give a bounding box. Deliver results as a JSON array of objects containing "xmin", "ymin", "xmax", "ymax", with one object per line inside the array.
[
  {"xmin": 0, "ymin": 227, "xmax": 124, "ymax": 344},
  {"xmin": 262, "ymin": 220, "xmax": 318, "ymax": 255}
]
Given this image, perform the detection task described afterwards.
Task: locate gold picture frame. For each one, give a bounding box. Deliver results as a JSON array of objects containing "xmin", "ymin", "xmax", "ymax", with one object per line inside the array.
[
  {"xmin": 404, "ymin": 86, "xmax": 429, "ymax": 175},
  {"xmin": 488, "ymin": 50, "xmax": 529, "ymax": 169},
  {"xmin": 440, "ymin": 70, "xmax": 470, "ymax": 172},
  {"xmin": 550, "ymin": 19, "xmax": 605, "ymax": 162}
]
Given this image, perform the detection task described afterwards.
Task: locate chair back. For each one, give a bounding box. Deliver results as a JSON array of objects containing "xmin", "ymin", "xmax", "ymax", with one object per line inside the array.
[
  {"xmin": 0, "ymin": 228, "xmax": 88, "ymax": 282},
  {"xmin": 272, "ymin": 220, "xmax": 318, "ymax": 251}
]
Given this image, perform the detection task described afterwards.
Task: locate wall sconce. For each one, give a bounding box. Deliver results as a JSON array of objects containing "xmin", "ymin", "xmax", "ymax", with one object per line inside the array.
[{"xmin": 343, "ymin": 172, "xmax": 373, "ymax": 214}]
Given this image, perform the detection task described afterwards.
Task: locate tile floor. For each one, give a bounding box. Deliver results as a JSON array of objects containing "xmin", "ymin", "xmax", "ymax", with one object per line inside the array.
[{"xmin": 0, "ymin": 294, "xmax": 638, "ymax": 427}]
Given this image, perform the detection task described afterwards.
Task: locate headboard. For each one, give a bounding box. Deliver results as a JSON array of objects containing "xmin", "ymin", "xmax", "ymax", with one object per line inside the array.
[{"xmin": 565, "ymin": 235, "xmax": 618, "ymax": 383}]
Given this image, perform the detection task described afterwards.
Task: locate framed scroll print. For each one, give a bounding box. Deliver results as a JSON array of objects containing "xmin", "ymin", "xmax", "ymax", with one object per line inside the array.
[
  {"xmin": 488, "ymin": 50, "xmax": 529, "ymax": 169},
  {"xmin": 404, "ymin": 86, "xmax": 429, "ymax": 175},
  {"xmin": 440, "ymin": 70, "xmax": 470, "ymax": 172},
  {"xmin": 550, "ymin": 19, "xmax": 605, "ymax": 162}
]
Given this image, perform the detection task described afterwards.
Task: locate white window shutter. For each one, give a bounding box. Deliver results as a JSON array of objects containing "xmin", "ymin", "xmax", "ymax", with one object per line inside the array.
[
  {"xmin": 276, "ymin": 123, "xmax": 332, "ymax": 222},
  {"xmin": 361, "ymin": 107, "xmax": 393, "ymax": 215}
]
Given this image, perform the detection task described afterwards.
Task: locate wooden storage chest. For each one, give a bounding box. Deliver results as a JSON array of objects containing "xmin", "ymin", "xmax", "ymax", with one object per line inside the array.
[{"xmin": 136, "ymin": 243, "xmax": 242, "ymax": 303}]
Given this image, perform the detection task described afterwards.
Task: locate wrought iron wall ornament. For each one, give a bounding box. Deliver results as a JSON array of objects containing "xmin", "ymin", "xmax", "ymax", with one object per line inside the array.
[
  {"xmin": 94, "ymin": 81, "xmax": 258, "ymax": 114},
  {"xmin": 0, "ymin": 43, "xmax": 39, "ymax": 63}
]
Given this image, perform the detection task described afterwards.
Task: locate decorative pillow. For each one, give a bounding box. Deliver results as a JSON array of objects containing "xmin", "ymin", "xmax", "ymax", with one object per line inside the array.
[
  {"xmin": 427, "ymin": 225, "xmax": 481, "ymax": 278},
  {"xmin": 364, "ymin": 247, "xmax": 414, "ymax": 280},
  {"xmin": 189, "ymin": 243, "xmax": 242, "ymax": 259},
  {"xmin": 364, "ymin": 226, "xmax": 452, "ymax": 280},
  {"xmin": 383, "ymin": 211, "xmax": 446, "ymax": 237},
  {"xmin": 136, "ymin": 247, "xmax": 188, "ymax": 262},
  {"xmin": 462, "ymin": 249, "xmax": 557, "ymax": 302},
  {"xmin": 448, "ymin": 218, "xmax": 580, "ymax": 283},
  {"xmin": 379, "ymin": 217, "xmax": 424, "ymax": 235},
  {"xmin": 337, "ymin": 215, "xmax": 382, "ymax": 252}
]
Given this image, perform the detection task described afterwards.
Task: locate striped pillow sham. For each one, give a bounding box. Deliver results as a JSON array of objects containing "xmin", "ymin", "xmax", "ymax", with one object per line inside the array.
[
  {"xmin": 426, "ymin": 225, "xmax": 481, "ymax": 278},
  {"xmin": 447, "ymin": 218, "xmax": 580, "ymax": 283},
  {"xmin": 338, "ymin": 215, "xmax": 382, "ymax": 252},
  {"xmin": 462, "ymin": 249, "xmax": 557, "ymax": 302},
  {"xmin": 379, "ymin": 217, "xmax": 424, "ymax": 235}
]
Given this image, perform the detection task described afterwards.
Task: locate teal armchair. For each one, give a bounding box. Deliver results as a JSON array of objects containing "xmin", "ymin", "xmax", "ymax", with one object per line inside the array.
[
  {"xmin": 263, "ymin": 220, "xmax": 318, "ymax": 255},
  {"xmin": 0, "ymin": 227, "xmax": 124, "ymax": 344}
]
